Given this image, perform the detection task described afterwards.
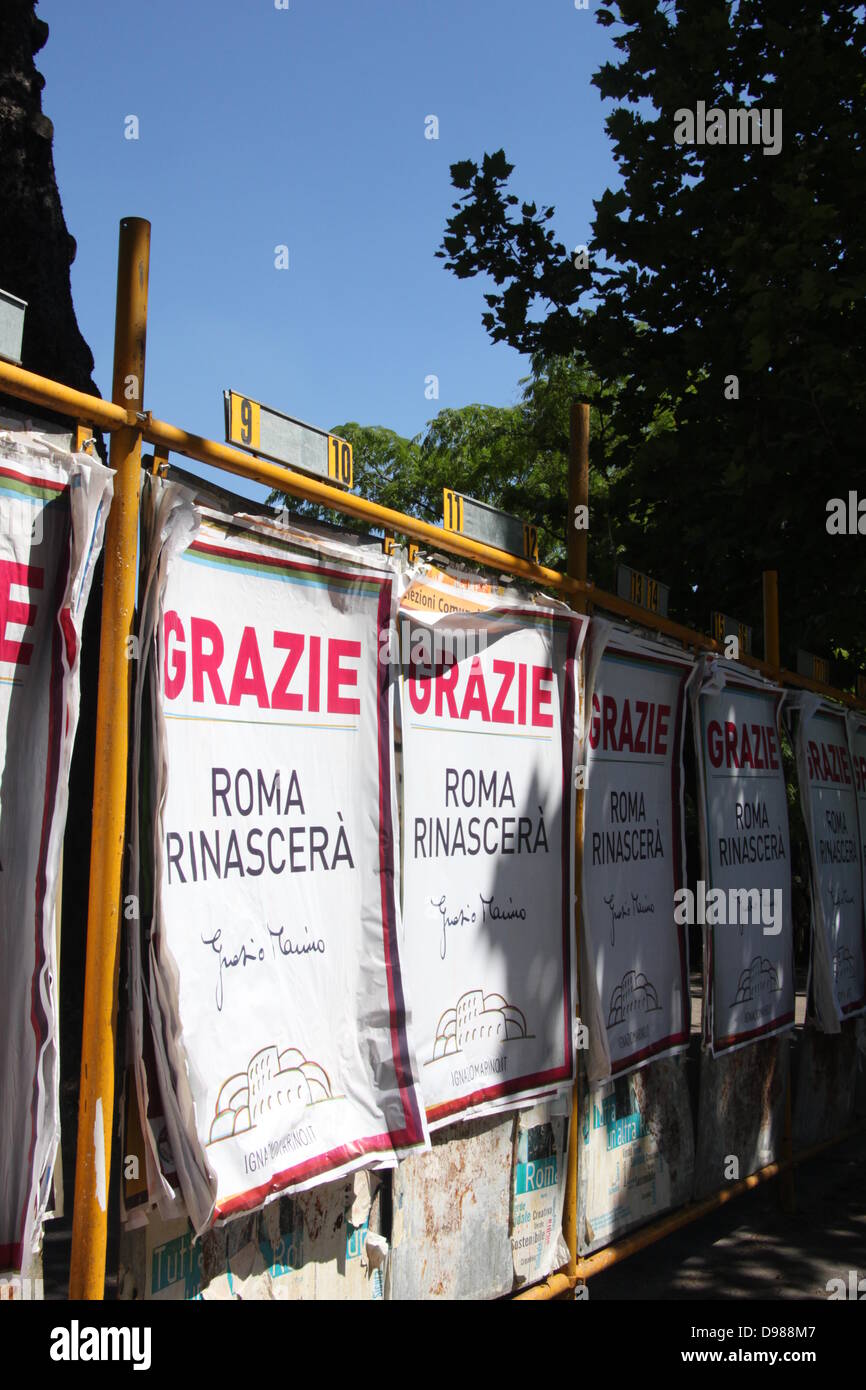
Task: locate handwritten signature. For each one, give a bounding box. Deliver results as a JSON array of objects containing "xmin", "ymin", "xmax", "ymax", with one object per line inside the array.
[
  {"xmin": 602, "ymin": 892, "xmax": 655, "ymax": 947},
  {"xmin": 829, "ymin": 885, "xmax": 855, "ymax": 909},
  {"xmin": 267, "ymin": 923, "xmax": 326, "ymax": 958},
  {"xmin": 200, "ymin": 923, "xmax": 326, "ymax": 1011},
  {"xmin": 479, "ymin": 894, "xmax": 527, "ymax": 926},
  {"xmin": 430, "ymin": 892, "xmax": 526, "ymax": 958},
  {"xmin": 200, "ymin": 928, "xmax": 264, "ymax": 1012}
]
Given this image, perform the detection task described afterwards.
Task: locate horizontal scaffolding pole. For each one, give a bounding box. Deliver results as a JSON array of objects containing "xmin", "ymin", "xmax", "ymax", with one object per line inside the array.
[
  {"xmin": 0, "ymin": 357, "xmax": 863, "ymax": 714},
  {"xmin": 139, "ymin": 414, "xmax": 576, "ymax": 591},
  {"xmin": 0, "ymin": 359, "xmax": 129, "ymax": 432}
]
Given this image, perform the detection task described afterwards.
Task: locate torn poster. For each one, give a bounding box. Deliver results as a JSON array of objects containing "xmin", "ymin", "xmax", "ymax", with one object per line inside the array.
[{"xmin": 0, "ymin": 433, "xmax": 112, "ymax": 1276}]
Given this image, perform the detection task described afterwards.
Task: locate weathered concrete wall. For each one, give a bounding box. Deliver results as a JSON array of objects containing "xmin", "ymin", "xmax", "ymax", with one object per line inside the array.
[
  {"xmin": 116, "ymin": 1021, "xmax": 865, "ymax": 1298},
  {"xmin": 121, "ymin": 1100, "xmax": 571, "ymax": 1301},
  {"xmin": 693, "ymin": 1035, "xmax": 788, "ymax": 1199},
  {"xmin": 388, "ymin": 1101, "xmax": 569, "ymax": 1300},
  {"xmin": 389, "ymin": 1114, "xmax": 515, "ymax": 1300},
  {"xmin": 792, "ymin": 1021, "xmax": 860, "ymax": 1152},
  {"xmin": 118, "ymin": 1171, "xmax": 386, "ymax": 1300},
  {"xmin": 578, "ymin": 1055, "xmax": 695, "ymax": 1255}
]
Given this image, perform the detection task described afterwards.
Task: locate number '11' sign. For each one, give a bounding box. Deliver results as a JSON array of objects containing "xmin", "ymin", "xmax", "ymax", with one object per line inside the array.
[
  {"xmin": 224, "ymin": 389, "xmax": 353, "ymax": 489},
  {"xmin": 442, "ymin": 488, "xmax": 539, "ymax": 563}
]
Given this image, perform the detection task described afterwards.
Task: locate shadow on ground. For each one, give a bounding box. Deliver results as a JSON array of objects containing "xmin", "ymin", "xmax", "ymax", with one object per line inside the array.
[{"xmin": 587, "ymin": 1131, "xmax": 866, "ymax": 1300}]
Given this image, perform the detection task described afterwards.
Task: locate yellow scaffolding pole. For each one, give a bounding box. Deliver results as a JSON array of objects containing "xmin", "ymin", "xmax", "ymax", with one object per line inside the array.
[
  {"xmin": 0, "ymin": 363, "xmax": 128, "ymax": 433},
  {"xmin": 139, "ymin": 416, "xmax": 580, "ymax": 592},
  {"xmin": 68, "ymin": 218, "xmax": 150, "ymax": 1300}
]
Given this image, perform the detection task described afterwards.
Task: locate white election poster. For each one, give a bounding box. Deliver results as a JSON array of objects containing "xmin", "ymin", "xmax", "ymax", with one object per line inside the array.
[
  {"xmin": 133, "ymin": 483, "xmax": 427, "ymax": 1231},
  {"xmin": 581, "ymin": 624, "xmax": 692, "ymax": 1084},
  {"xmin": 792, "ymin": 698, "xmax": 866, "ymax": 1029},
  {"xmin": 398, "ymin": 566, "xmax": 587, "ymax": 1128},
  {"xmin": 690, "ymin": 659, "xmax": 795, "ymax": 1053},
  {"xmin": 0, "ymin": 432, "xmax": 112, "ymax": 1277}
]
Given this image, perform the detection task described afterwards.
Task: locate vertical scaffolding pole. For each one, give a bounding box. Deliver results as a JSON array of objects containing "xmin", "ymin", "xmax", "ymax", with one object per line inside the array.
[
  {"xmin": 69, "ymin": 218, "xmax": 150, "ymax": 1299},
  {"xmin": 763, "ymin": 569, "xmax": 795, "ymax": 1213},
  {"xmin": 564, "ymin": 402, "xmax": 591, "ymax": 1288}
]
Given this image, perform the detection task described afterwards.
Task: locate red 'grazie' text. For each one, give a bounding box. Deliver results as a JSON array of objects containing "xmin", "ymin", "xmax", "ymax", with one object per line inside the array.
[
  {"xmin": 588, "ymin": 695, "xmax": 670, "ymax": 756},
  {"xmin": 706, "ymin": 720, "xmax": 779, "ymax": 771},
  {"xmin": 806, "ymin": 739, "xmax": 852, "ymax": 786},
  {"xmin": 0, "ymin": 559, "xmax": 43, "ymax": 667},
  {"xmin": 163, "ymin": 610, "xmax": 361, "ymax": 714},
  {"xmin": 407, "ymin": 656, "xmax": 555, "ymax": 728}
]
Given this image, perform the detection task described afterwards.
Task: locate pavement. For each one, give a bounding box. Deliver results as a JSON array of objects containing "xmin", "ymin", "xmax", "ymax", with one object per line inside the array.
[{"xmin": 587, "ymin": 1128, "xmax": 866, "ymax": 1301}]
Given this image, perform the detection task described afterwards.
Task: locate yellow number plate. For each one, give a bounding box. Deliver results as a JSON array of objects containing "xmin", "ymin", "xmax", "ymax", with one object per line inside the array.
[
  {"xmin": 228, "ymin": 392, "xmax": 261, "ymax": 450},
  {"xmin": 630, "ymin": 570, "xmax": 659, "ymax": 612},
  {"xmin": 443, "ymin": 489, "xmax": 464, "ymax": 533},
  {"xmin": 328, "ymin": 435, "xmax": 353, "ymax": 489}
]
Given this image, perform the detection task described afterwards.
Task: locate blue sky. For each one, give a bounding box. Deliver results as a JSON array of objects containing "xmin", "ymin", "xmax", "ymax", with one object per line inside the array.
[{"xmin": 38, "ymin": 0, "xmax": 620, "ymax": 498}]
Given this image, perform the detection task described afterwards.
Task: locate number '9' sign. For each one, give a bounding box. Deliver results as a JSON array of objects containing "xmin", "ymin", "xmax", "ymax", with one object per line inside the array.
[{"xmin": 229, "ymin": 393, "xmax": 261, "ymax": 450}]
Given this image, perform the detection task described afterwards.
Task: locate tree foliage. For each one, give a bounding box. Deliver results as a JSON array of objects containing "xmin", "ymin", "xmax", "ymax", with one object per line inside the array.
[
  {"xmin": 438, "ymin": 0, "xmax": 866, "ymax": 677},
  {"xmin": 271, "ymin": 355, "xmax": 628, "ymax": 580}
]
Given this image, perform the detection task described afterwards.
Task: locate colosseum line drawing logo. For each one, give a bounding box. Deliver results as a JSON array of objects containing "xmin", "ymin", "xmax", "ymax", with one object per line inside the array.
[
  {"xmin": 207, "ymin": 1044, "xmax": 335, "ymax": 1145},
  {"xmin": 730, "ymin": 955, "xmax": 781, "ymax": 1007},
  {"xmin": 606, "ymin": 970, "xmax": 661, "ymax": 1029},
  {"xmin": 431, "ymin": 988, "xmax": 531, "ymax": 1061}
]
